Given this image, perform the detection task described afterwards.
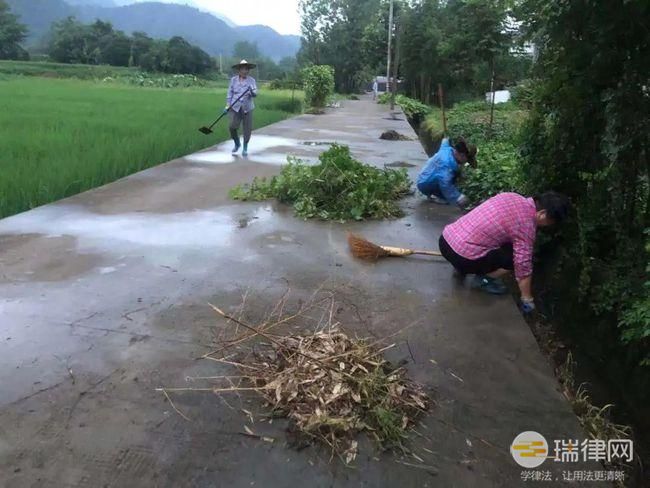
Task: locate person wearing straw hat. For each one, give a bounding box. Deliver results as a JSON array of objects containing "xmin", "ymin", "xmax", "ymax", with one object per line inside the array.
[{"xmin": 224, "ymin": 59, "xmax": 258, "ymax": 156}]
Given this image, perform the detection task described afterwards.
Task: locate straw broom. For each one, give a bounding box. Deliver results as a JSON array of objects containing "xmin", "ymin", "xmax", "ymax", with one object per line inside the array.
[{"xmin": 347, "ymin": 233, "xmax": 442, "ymax": 262}]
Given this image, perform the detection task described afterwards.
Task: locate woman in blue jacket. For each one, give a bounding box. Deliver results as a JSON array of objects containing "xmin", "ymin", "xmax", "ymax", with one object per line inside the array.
[{"xmin": 416, "ymin": 138, "xmax": 474, "ymax": 207}]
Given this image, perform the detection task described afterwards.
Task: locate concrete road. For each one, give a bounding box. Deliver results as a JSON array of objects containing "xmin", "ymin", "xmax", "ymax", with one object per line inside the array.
[{"xmin": 0, "ymin": 97, "xmax": 593, "ymax": 487}]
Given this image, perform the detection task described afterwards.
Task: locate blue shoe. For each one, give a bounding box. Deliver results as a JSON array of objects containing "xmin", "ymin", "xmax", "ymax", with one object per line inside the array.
[
  {"xmin": 472, "ymin": 275, "xmax": 507, "ymax": 295},
  {"xmin": 242, "ymin": 144, "xmax": 248, "ymax": 157}
]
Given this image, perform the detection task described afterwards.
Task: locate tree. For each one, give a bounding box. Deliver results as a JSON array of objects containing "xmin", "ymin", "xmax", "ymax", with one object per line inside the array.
[
  {"xmin": 139, "ymin": 39, "xmax": 167, "ymax": 72},
  {"xmin": 396, "ymin": 0, "xmax": 518, "ymax": 103},
  {"xmin": 100, "ymin": 30, "xmax": 131, "ymax": 66},
  {"xmin": 130, "ymin": 31, "xmax": 153, "ymax": 66},
  {"xmin": 161, "ymin": 36, "xmax": 211, "ymax": 74},
  {"xmin": 302, "ymin": 64, "xmax": 334, "ymax": 109},
  {"xmin": 278, "ymin": 56, "xmax": 298, "ymax": 76},
  {"xmin": 48, "ymin": 17, "xmax": 90, "ymax": 64},
  {"xmin": 298, "ymin": 0, "xmax": 382, "ymax": 93},
  {"xmin": 83, "ymin": 20, "xmax": 132, "ymax": 67},
  {"xmin": 46, "ymin": 18, "xmax": 211, "ymax": 74},
  {"xmin": 232, "ymin": 40, "xmax": 260, "ymax": 60},
  {"xmin": 0, "ymin": 0, "xmax": 28, "ymax": 60},
  {"xmin": 518, "ymin": 0, "xmax": 650, "ymax": 378}
]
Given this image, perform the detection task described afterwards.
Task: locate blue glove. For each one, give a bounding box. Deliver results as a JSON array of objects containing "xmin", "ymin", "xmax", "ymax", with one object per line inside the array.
[
  {"xmin": 520, "ymin": 298, "xmax": 536, "ymax": 314},
  {"xmin": 223, "ymin": 106, "xmax": 229, "ymax": 114}
]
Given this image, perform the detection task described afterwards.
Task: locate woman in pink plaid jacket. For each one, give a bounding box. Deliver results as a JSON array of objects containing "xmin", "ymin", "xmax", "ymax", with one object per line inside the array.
[{"xmin": 438, "ymin": 191, "xmax": 570, "ymax": 313}]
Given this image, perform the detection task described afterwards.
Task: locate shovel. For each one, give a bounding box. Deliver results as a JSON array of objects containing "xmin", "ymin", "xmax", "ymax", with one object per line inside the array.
[{"xmin": 199, "ymin": 88, "xmax": 252, "ymax": 135}]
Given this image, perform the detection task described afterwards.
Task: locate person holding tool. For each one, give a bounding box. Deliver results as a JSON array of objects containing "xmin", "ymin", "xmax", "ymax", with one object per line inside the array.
[
  {"xmin": 439, "ymin": 191, "xmax": 570, "ymax": 312},
  {"xmin": 225, "ymin": 59, "xmax": 258, "ymax": 156},
  {"xmin": 416, "ymin": 137, "xmax": 475, "ymax": 207}
]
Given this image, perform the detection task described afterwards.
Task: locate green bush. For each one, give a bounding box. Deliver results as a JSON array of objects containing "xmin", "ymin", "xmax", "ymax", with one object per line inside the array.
[
  {"xmin": 377, "ymin": 94, "xmax": 431, "ymax": 122},
  {"xmin": 377, "ymin": 92, "xmax": 391, "ymax": 104},
  {"xmin": 420, "ymin": 100, "xmax": 527, "ymax": 160},
  {"xmin": 415, "ymin": 100, "xmax": 527, "ymax": 206},
  {"xmin": 395, "ymin": 95, "xmax": 431, "ymax": 120},
  {"xmin": 269, "ymin": 79, "xmax": 299, "ymax": 90},
  {"xmin": 230, "ymin": 144, "xmax": 411, "ymax": 221},
  {"xmin": 302, "ymin": 65, "xmax": 335, "ymax": 109},
  {"xmin": 459, "ymin": 142, "xmax": 524, "ymax": 203},
  {"xmin": 518, "ymin": 0, "xmax": 649, "ymax": 379},
  {"xmin": 511, "ymin": 79, "xmax": 536, "ymax": 109}
]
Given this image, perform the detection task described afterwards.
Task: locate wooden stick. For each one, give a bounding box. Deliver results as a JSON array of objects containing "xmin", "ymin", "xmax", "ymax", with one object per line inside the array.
[
  {"xmin": 438, "ymin": 83, "xmax": 447, "ymax": 135},
  {"xmin": 158, "ymin": 388, "xmax": 191, "ymax": 421},
  {"xmin": 208, "ymin": 303, "xmax": 345, "ymax": 375},
  {"xmin": 202, "ymin": 295, "xmax": 332, "ymax": 358},
  {"xmin": 412, "ymin": 250, "xmax": 443, "ymax": 257}
]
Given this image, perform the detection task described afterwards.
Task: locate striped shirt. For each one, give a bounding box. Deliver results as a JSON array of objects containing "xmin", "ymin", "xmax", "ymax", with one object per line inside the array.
[
  {"xmin": 442, "ymin": 193, "xmax": 537, "ymax": 280},
  {"xmin": 227, "ymin": 75, "xmax": 258, "ymax": 113}
]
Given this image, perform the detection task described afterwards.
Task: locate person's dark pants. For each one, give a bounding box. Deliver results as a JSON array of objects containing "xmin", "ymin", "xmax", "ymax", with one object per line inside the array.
[
  {"xmin": 229, "ymin": 109, "xmax": 253, "ymax": 145},
  {"xmin": 438, "ymin": 234, "xmax": 514, "ymax": 276},
  {"xmin": 417, "ymin": 180, "xmax": 444, "ymax": 199}
]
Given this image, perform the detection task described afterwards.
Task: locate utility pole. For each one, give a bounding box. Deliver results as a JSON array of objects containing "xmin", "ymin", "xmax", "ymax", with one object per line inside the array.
[
  {"xmin": 219, "ymin": 54, "xmax": 223, "ymax": 74},
  {"xmin": 390, "ymin": 17, "xmax": 401, "ymax": 111},
  {"xmin": 386, "ymin": 0, "xmax": 394, "ymax": 101}
]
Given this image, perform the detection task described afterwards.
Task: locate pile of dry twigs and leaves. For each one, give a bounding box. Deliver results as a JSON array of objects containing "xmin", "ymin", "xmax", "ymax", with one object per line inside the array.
[{"xmin": 176, "ymin": 291, "xmax": 429, "ymax": 464}]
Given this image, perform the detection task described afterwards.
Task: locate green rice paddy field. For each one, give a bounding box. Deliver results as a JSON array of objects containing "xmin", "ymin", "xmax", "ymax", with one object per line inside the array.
[{"xmin": 0, "ymin": 73, "xmax": 302, "ymax": 218}]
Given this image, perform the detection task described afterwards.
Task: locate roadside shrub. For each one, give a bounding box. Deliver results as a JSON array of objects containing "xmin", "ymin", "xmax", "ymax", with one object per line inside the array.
[
  {"xmin": 269, "ymin": 79, "xmax": 299, "ymax": 90},
  {"xmin": 421, "ymin": 101, "xmax": 525, "ymax": 148},
  {"xmin": 230, "ymin": 144, "xmax": 411, "ymax": 221},
  {"xmin": 262, "ymin": 97, "xmax": 303, "ymax": 114},
  {"xmin": 395, "ymin": 95, "xmax": 431, "ymax": 121},
  {"xmin": 459, "ymin": 142, "xmax": 524, "ymax": 203},
  {"xmin": 377, "ymin": 92, "xmax": 391, "ymax": 104},
  {"xmin": 511, "ymin": 79, "xmax": 536, "ymax": 109},
  {"xmin": 302, "ymin": 65, "xmax": 335, "ymax": 109},
  {"xmin": 377, "ymin": 94, "xmax": 431, "ymax": 121},
  {"xmin": 414, "ymin": 100, "xmax": 527, "ymax": 205},
  {"xmin": 519, "ymin": 0, "xmax": 649, "ymax": 374}
]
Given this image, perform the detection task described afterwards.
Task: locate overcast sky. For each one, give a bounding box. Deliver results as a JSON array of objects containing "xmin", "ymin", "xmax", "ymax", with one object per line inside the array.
[{"xmin": 180, "ymin": 0, "xmax": 302, "ymax": 35}]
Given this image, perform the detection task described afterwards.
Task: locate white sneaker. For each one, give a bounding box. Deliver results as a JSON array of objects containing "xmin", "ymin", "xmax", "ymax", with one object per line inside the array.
[
  {"xmin": 428, "ymin": 195, "xmax": 448, "ymax": 205},
  {"xmin": 457, "ymin": 195, "xmax": 470, "ymax": 208}
]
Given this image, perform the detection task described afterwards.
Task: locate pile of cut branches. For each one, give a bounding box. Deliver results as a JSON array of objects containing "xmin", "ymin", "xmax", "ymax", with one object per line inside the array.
[
  {"xmin": 188, "ymin": 295, "xmax": 429, "ymax": 464},
  {"xmin": 229, "ymin": 144, "xmax": 411, "ymax": 221}
]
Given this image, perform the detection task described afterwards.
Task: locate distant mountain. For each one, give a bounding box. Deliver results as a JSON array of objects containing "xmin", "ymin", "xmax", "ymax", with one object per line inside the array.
[
  {"xmin": 6, "ymin": 0, "xmax": 73, "ymax": 45},
  {"xmin": 6, "ymin": 0, "xmax": 300, "ymax": 61},
  {"xmin": 76, "ymin": 3, "xmax": 236, "ymax": 55},
  {"xmin": 113, "ymin": 0, "xmax": 237, "ymax": 27},
  {"xmin": 66, "ymin": 0, "xmax": 116, "ymax": 6},
  {"xmin": 235, "ymin": 25, "xmax": 301, "ymax": 61}
]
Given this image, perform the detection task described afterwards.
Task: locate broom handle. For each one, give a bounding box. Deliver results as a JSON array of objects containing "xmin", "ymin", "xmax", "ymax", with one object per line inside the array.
[
  {"xmin": 414, "ymin": 250, "xmax": 442, "ymax": 257},
  {"xmin": 382, "ymin": 245, "xmax": 442, "ymax": 257}
]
